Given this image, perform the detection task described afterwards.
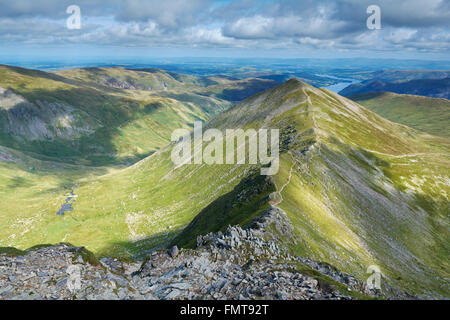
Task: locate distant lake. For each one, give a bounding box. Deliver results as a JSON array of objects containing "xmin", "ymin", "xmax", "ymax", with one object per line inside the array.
[{"xmin": 316, "ymin": 74, "xmax": 361, "ymax": 93}]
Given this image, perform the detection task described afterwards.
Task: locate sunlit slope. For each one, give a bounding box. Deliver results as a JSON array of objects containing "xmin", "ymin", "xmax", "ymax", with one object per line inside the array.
[
  {"xmin": 178, "ymin": 80, "xmax": 448, "ymax": 296},
  {"xmin": 172, "ymin": 80, "xmax": 449, "ymax": 299},
  {"xmin": 1, "ymin": 79, "xmax": 448, "ymax": 297},
  {"xmin": 0, "ymin": 64, "xmax": 275, "ymax": 260},
  {"xmin": 265, "ymin": 82, "xmax": 449, "ymax": 297},
  {"xmin": 350, "ymin": 91, "xmax": 450, "ymax": 138},
  {"xmin": 0, "ymin": 65, "xmax": 228, "ymax": 164},
  {"xmin": 0, "ymin": 144, "xmax": 110, "ymax": 250},
  {"xmin": 1, "ymin": 80, "xmax": 310, "ymax": 257},
  {"xmin": 6, "ymin": 144, "xmax": 252, "ymax": 257},
  {"xmin": 0, "ymin": 64, "xmax": 230, "ymax": 255}
]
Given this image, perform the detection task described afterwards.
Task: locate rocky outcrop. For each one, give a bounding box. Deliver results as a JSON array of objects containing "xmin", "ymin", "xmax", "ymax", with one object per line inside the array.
[
  {"xmin": 0, "ymin": 94, "xmax": 99, "ymax": 141},
  {"xmin": 103, "ymin": 77, "xmax": 152, "ymax": 91},
  {"xmin": 0, "ymin": 208, "xmax": 378, "ymax": 300},
  {"xmin": 0, "ymin": 86, "xmax": 29, "ymax": 110}
]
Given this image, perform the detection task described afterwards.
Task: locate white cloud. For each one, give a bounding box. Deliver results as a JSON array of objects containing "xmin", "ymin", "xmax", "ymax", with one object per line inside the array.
[
  {"xmin": 223, "ymin": 15, "xmax": 274, "ymax": 39},
  {"xmin": 0, "ymin": 0, "xmax": 448, "ymax": 55},
  {"xmin": 116, "ymin": 0, "xmax": 212, "ymax": 29},
  {"xmin": 386, "ymin": 29, "xmax": 418, "ymax": 43}
]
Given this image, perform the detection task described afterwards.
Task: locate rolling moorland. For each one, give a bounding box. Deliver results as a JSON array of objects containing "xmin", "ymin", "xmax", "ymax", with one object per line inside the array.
[{"xmin": 0, "ymin": 65, "xmax": 449, "ymax": 299}]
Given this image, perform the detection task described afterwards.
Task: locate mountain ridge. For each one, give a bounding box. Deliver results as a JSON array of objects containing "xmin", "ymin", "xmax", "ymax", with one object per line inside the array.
[
  {"xmin": 0, "ymin": 73, "xmax": 448, "ymax": 298},
  {"xmin": 340, "ymin": 77, "xmax": 450, "ymax": 99}
]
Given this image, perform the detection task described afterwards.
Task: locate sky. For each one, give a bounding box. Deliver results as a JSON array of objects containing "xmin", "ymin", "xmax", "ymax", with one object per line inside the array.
[{"xmin": 0, "ymin": 0, "xmax": 449, "ymax": 61}]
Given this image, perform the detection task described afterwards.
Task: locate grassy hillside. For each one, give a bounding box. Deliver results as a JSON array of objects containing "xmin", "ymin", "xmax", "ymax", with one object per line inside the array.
[
  {"xmin": 0, "ymin": 65, "xmax": 231, "ymax": 165},
  {"xmin": 350, "ymin": 92, "xmax": 450, "ymax": 138},
  {"xmin": 0, "ymin": 65, "xmax": 278, "ymax": 165},
  {"xmin": 0, "ymin": 76, "xmax": 448, "ymax": 298},
  {"xmin": 0, "ymin": 64, "xmax": 274, "ymax": 259}
]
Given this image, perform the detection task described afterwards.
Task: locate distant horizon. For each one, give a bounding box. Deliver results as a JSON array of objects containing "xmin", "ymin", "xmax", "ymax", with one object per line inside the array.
[{"xmin": 1, "ymin": 56, "xmax": 449, "ymax": 72}]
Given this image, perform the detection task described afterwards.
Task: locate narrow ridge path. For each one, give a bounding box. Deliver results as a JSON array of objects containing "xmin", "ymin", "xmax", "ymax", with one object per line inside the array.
[{"xmin": 271, "ymin": 151, "xmax": 295, "ymax": 207}]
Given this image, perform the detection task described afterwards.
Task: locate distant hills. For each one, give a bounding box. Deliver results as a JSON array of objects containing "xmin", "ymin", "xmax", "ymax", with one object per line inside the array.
[
  {"xmin": 350, "ymin": 92, "xmax": 450, "ymax": 138},
  {"xmin": 0, "ymin": 65, "xmax": 276, "ymax": 165},
  {"xmin": 340, "ymin": 77, "xmax": 450, "ymax": 99},
  {"xmin": 363, "ymin": 70, "xmax": 450, "ymax": 82}
]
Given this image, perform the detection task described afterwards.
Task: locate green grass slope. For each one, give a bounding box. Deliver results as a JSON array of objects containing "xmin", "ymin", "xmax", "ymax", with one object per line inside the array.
[
  {"xmin": 0, "ymin": 65, "xmax": 229, "ymax": 165},
  {"xmin": 0, "ymin": 64, "xmax": 277, "ymax": 260},
  {"xmin": 1, "ymin": 78, "xmax": 448, "ymax": 298},
  {"xmin": 350, "ymin": 92, "xmax": 450, "ymax": 138}
]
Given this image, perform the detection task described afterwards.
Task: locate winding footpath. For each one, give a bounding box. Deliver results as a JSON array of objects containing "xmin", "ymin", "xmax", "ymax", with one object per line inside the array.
[{"xmin": 271, "ymin": 151, "xmax": 295, "ymax": 207}]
